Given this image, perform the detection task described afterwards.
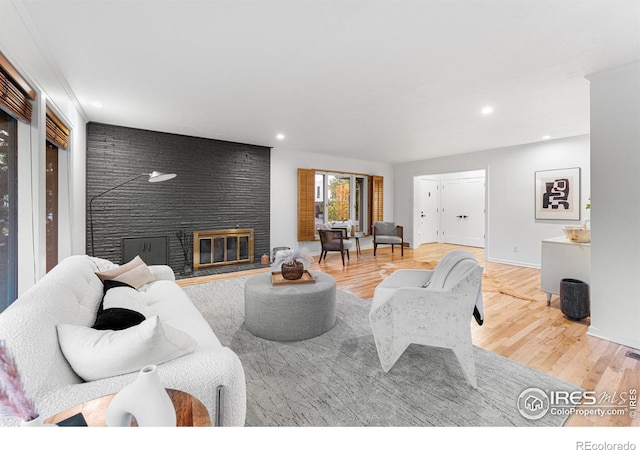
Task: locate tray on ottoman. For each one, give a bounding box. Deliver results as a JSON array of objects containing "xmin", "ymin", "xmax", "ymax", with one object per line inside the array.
[{"xmin": 271, "ymin": 270, "xmax": 316, "ymax": 285}]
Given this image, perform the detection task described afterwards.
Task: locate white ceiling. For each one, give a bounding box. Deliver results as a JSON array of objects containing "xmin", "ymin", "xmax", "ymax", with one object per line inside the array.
[{"xmin": 14, "ymin": 0, "xmax": 640, "ymax": 164}]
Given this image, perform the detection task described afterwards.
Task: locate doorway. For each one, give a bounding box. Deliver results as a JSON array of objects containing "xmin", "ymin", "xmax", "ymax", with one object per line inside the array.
[
  {"xmin": 414, "ymin": 169, "xmax": 486, "ymax": 248},
  {"xmin": 442, "ymin": 176, "xmax": 485, "ymax": 247},
  {"xmin": 418, "ymin": 178, "xmax": 439, "ymax": 244}
]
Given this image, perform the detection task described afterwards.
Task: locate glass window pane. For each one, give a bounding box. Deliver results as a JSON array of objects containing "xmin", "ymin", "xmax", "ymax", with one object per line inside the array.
[
  {"xmin": 327, "ymin": 175, "xmax": 350, "ymax": 223},
  {"xmin": 0, "ymin": 110, "xmax": 18, "ymax": 312},
  {"xmin": 213, "ymin": 238, "xmax": 225, "ymax": 263},
  {"xmin": 46, "ymin": 143, "xmax": 59, "ymax": 272},
  {"xmin": 239, "ymin": 236, "xmax": 249, "ymax": 260},
  {"xmin": 200, "ymin": 239, "xmax": 212, "ymax": 264},
  {"xmin": 227, "ymin": 237, "xmax": 238, "ymax": 261},
  {"xmin": 355, "ymin": 176, "xmax": 366, "ymax": 233},
  {"xmin": 315, "ymin": 173, "xmax": 324, "ymax": 232}
]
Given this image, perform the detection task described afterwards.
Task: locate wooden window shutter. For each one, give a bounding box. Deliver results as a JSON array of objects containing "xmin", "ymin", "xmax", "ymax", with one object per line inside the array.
[
  {"xmin": 368, "ymin": 175, "xmax": 384, "ymax": 234},
  {"xmin": 0, "ymin": 52, "xmax": 35, "ymax": 123},
  {"xmin": 297, "ymin": 168, "xmax": 316, "ymax": 241},
  {"xmin": 46, "ymin": 107, "xmax": 70, "ymax": 150}
]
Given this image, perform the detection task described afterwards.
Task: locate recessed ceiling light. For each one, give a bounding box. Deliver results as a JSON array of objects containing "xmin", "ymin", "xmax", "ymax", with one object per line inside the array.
[
  {"xmin": 542, "ymin": 135, "xmax": 551, "ymax": 140},
  {"xmin": 276, "ymin": 133, "xmax": 285, "ymax": 140},
  {"xmin": 481, "ymin": 106, "xmax": 493, "ymax": 115},
  {"xmin": 90, "ymin": 101, "xmax": 103, "ymax": 108}
]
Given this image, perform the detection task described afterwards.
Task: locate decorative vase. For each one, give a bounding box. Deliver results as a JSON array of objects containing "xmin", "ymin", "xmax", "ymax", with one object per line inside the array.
[
  {"xmin": 281, "ymin": 260, "xmax": 304, "ymax": 280},
  {"xmin": 20, "ymin": 415, "xmax": 57, "ymax": 427},
  {"xmin": 105, "ymin": 365, "xmax": 176, "ymax": 427}
]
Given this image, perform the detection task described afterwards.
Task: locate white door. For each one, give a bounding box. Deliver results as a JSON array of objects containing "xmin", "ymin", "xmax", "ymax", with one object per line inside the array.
[
  {"xmin": 442, "ymin": 177, "xmax": 485, "ymax": 247},
  {"xmin": 419, "ymin": 179, "xmax": 439, "ymax": 244}
]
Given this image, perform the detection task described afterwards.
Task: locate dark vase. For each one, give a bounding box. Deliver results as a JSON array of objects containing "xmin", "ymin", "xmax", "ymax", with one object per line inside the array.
[{"xmin": 281, "ymin": 261, "xmax": 304, "ymax": 280}]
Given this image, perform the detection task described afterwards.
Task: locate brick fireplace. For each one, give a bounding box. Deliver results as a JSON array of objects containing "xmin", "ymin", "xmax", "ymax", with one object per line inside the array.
[{"xmin": 86, "ymin": 122, "xmax": 270, "ymax": 275}]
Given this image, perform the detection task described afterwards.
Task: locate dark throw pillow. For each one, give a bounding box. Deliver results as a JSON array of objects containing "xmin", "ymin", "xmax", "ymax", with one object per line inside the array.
[{"xmin": 92, "ymin": 307, "xmax": 146, "ymax": 331}]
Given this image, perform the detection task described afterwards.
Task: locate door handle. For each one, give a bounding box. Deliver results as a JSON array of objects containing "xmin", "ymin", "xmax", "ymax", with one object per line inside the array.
[
  {"xmin": 456, "ymin": 215, "xmax": 462, "ymax": 219},
  {"xmin": 462, "ymin": 215, "xmax": 468, "ymax": 219}
]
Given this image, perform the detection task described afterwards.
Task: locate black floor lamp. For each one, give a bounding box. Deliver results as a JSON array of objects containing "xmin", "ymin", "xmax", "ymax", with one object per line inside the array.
[{"xmin": 89, "ymin": 171, "xmax": 177, "ymax": 256}]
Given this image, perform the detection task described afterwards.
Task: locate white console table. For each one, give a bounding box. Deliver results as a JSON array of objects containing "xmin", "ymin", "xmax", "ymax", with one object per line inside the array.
[{"xmin": 541, "ymin": 236, "xmax": 591, "ymax": 305}]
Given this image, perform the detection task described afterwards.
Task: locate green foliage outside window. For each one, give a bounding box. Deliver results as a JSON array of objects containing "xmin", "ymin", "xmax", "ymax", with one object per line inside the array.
[{"xmin": 327, "ymin": 178, "xmax": 350, "ymax": 222}]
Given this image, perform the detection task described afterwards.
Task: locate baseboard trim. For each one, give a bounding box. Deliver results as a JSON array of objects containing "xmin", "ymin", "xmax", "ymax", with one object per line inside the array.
[
  {"xmin": 587, "ymin": 326, "xmax": 640, "ymax": 351},
  {"xmin": 485, "ymin": 256, "xmax": 540, "ymax": 269}
]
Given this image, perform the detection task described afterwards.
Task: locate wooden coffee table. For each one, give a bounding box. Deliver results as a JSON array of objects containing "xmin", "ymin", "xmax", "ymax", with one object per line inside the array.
[{"xmin": 44, "ymin": 389, "xmax": 211, "ymax": 427}]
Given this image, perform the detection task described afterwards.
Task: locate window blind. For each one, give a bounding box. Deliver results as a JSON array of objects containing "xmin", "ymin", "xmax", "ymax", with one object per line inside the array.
[
  {"xmin": 297, "ymin": 168, "xmax": 316, "ymax": 241},
  {"xmin": 0, "ymin": 52, "xmax": 35, "ymax": 124},
  {"xmin": 46, "ymin": 107, "xmax": 70, "ymax": 150},
  {"xmin": 369, "ymin": 175, "xmax": 384, "ymax": 234}
]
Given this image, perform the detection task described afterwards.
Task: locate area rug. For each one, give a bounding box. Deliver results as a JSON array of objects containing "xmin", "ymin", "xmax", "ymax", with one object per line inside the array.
[{"xmin": 183, "ymin": 276, "xmax": 581, "ymax": 427}]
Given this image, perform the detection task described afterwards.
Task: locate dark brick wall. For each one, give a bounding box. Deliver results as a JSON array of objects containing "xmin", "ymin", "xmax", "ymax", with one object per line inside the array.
[{"xmin": 86, "ymin": 122, "xmax": 271, "ymax": 274}]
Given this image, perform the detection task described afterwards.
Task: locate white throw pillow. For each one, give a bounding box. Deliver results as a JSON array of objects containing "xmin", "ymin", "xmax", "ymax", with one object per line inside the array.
[
  {"xmin": 90, "ymin": 256, "xmax": 119, "ymax": 272},
  {"xmin": 57, "ymin": 316, "xmax": 197, "ymax": 382},
  {"xmin": 103, "ymin": 286, "xmax": 149, "ymax": 316},
  {"xmin": 96, "ymin": 255, "xmax": 155, "ymax": 289},
  {"xmin": 96, "ymin": 255, "xmax": 144, "ymax": 279}
]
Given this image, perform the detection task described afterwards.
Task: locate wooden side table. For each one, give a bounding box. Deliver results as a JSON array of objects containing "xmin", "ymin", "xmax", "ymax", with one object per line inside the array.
[
  {"xmin": 44, "ymin": 389, "xmax": 211, "ymax": 427},
  {"xmin": 352, "ymin": 232, "xmax": 365, "ymax": 256}
]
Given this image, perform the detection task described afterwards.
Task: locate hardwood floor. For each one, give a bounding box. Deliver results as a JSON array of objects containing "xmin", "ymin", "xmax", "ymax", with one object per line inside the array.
[{"xmin": 177, "ymin": 243, "xmax": 639, "ymax": 427}]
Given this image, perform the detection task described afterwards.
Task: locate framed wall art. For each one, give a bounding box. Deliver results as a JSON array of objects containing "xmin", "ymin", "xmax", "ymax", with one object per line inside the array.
[{"xmin": 535, "ymin": 167, "xmax": 581, "ymax": 220}]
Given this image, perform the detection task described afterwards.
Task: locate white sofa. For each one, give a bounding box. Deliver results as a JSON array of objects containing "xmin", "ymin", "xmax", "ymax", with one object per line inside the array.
[{"xmin": 0, "ymin": 255, "xmax": 246, "ymax": 426}]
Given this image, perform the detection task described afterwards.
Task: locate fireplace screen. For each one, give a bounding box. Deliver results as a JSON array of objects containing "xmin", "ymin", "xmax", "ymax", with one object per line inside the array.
[{"xmin": 193, "ymin": 229, "xmax": 254, "ymax": 270}]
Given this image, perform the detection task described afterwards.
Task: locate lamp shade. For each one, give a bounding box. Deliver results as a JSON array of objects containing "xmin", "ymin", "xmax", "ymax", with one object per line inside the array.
[{"xmin": 148, "ymin": 171, "xmax": 177, "ymax": 183}]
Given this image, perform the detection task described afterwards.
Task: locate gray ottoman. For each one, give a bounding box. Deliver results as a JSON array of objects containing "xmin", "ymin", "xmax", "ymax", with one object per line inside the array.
[{"xmin": 244, "ymin": 271, "xmax": 337, "ymax": 341}]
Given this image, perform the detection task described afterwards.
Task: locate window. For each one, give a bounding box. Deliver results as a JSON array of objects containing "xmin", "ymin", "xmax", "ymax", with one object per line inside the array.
[
  {"xmin": 44, "ymin": 108, "xmax": 69, "ymax": 272},
  {"xmin": 315, "ymin": 172, "xmax": 367, "ymax": 235},
  {"xmin": 298, "ymin": 169, "xmax": 384, "ymax": 242},
  {"xmin": 45, "ymin": 142, "xmax": 58, "ymax": 272},
  {"xmin": 0, "ymin": 51, "xmax": 35, "ymax": 312},
  {"xmin": 298, "ymin": 169, "xmax": 382, "ymax": 241},
  {"xmin": 0, "ymin": 109, "xmax": 17, "ymax": 311}
]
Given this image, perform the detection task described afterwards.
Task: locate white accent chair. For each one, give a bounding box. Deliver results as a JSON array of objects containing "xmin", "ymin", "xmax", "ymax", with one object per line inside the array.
[
  {"xmin": 373, "ymin": 221, "xmax": 404, "ymax": 256},
  {"xmin": 369, "ymin": 250, "xmax": 484, "ymax": 388}
]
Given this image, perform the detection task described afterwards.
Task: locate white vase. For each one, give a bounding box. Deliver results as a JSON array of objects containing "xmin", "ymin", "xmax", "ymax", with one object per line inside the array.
[
  {"xmin": 105, "ymin": 365, "xmax": 176, "ymax": 427},
  {"xmin": 20, "ymin": 415, "xmax": 57, "ymax": 427}
]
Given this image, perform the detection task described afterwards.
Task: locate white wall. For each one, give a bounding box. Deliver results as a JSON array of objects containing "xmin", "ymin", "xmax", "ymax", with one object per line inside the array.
[
  {"xmin": 395, "ymin": 135, "xmax": 591, "ymax": 268},
  {"xmin": 270, "ymin": 148, "xmax": 394, "ymax": 255},
  {"xmin": 1, "ymin": 1, "xmax": 88, "ymax": 294},
  {"xmin": 586, "ymin": 61, "xmax": 640, "ymax": 350}
]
